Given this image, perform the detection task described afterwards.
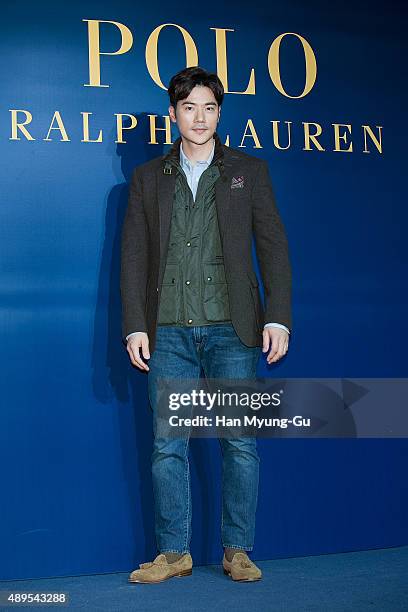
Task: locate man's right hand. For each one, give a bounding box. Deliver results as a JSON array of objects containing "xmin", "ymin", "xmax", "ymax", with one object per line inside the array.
[{"xmin": 127, "ymin": 332, "xmax": 150, "ymax": 371}]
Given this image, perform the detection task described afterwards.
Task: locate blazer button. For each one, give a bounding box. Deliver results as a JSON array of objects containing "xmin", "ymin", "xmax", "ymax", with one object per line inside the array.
[
  {"xmin": 188, "ymin": 319, "xmax": 193, "ymax": 324},
  {"xmin": 185, "ymin": 280, "xmax": 191, "ymax": 285},
  {"xmin": 207, "ymin": 276, "xmax": 212, "ymax": 281}
]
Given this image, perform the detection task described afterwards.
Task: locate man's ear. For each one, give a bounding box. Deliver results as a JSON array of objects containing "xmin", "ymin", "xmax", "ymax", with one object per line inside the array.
[{"xmin": 169, "ymin": 105, "xmax": 177, "ymax": 122}]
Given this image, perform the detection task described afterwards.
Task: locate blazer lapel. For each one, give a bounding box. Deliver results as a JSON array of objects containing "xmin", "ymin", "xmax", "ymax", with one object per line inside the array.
[
  {"xmin": 156, "ymin": 166, "xmax": 177, "ymax": 274},
  {"xmin": 215, "ymin": 157, "xmax": 233, "ymax": 241}
]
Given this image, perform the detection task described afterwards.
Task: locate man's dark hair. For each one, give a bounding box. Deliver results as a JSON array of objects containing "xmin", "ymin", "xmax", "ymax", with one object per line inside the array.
[{"xmin": 168, "ymin": 66, "xmax": 224, "ymax": 110}]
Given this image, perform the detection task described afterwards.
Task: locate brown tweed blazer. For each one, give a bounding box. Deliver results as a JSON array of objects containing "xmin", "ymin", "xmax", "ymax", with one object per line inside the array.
[{"xmin": 120, "ymin": 131, "xmax": 292, "ymax": 353}]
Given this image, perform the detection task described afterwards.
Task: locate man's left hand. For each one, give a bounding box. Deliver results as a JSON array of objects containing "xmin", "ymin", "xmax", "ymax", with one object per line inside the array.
[{"xmin": 262, "ymin": 327, "xmax": 289, "ymax": 364}]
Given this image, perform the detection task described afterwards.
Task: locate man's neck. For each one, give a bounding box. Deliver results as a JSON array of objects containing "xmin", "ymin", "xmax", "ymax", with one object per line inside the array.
[{"xmin": 180, "ymin": 135, "xmax": 215, "ymax": 165}]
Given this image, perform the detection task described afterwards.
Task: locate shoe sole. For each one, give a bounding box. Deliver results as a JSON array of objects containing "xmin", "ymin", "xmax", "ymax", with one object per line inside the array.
[
  {"xmin": 223, "ymin": 568, "xmax": 261, "ymax": 581},
  {"xmin": 128, "ymin": 569, "xmax": 192, "ymax": 584}
]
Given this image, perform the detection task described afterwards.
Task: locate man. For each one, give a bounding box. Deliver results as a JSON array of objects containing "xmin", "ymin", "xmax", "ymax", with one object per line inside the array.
[{"xmin": 121, "ymin": 66, "xmax": 292, "ymax": 583}]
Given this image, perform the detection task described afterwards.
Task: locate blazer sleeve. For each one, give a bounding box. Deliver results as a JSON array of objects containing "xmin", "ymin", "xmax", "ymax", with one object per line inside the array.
[
  {"xmin": 120, "ymin": 166, "xmax": 149, "ymax": 343},
  {"xmin": 251, "ymin": 159, "xmax": 292, "ymax": 331}
]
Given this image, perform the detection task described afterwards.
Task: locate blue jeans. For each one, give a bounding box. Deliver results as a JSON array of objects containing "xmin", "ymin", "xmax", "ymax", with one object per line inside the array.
[{"xmin": 147, "ymin": 322, "xmax": 261, "ymax": 554}]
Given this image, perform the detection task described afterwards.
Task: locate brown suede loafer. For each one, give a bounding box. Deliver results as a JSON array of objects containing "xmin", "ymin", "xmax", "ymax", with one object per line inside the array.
[
  {"xmin": 128, "ymin": 553, "xmax": 193, "ymax": 584},
  {"xmin": 222, "ymin": 551, "xmax": 262, "ymax": 581}
]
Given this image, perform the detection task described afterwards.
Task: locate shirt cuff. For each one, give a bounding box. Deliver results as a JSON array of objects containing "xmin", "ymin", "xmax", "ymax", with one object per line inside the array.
[
  {"xmin": 126, "ymin": 332, "xmax": 145, "ymax": 342},
  {"xmin": 263, "ymin": 322, "xmax": 290, "ymax": 334}
]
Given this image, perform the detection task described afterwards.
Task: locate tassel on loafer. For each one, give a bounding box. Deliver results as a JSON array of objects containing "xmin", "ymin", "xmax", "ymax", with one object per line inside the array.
[
  {"xmin": 128, "ymin": 553, "xmax": 193, "ymax": 584},
  {"xmin": 222, "ymin": 551, "xmax": 262, "ymax": 582}
]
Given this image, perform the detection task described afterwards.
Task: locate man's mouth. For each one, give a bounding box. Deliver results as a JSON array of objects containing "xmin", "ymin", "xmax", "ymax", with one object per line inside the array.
[{"xmin": 193, "ymin": 128, "xmax": 207, "ymax": 133}]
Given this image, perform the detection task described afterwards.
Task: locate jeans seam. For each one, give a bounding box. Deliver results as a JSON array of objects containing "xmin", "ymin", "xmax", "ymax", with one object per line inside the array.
[
  {"xmin": 182, "ymin": 435, "xmax": 191, "ymax": 551},
  {"xmin": 219, "ymin": 438, "xmax": 225, "ymax": 543},
  {"xmin": 220, "ymin": 438, "xmax": 259, "ymax": 550}
]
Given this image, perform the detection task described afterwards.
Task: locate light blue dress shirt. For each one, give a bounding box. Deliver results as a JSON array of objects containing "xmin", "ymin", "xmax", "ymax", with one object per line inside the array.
[{"xmin": 126, "ymin": 140, "xmax": 290, "ymax": 340}]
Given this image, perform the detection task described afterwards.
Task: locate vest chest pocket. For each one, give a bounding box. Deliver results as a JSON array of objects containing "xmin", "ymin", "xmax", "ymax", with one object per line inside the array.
[
  {"xmin": 158, "ymin": 263, "xmax": 181, "ymax": 324},
  {"xmin": 202, "ymin": 262, "xmax": 231, "ymax": 321}
]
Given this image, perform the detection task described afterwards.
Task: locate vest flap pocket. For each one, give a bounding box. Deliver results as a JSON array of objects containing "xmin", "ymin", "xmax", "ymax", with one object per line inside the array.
[
  {"xmin": 202, "ymin": 263, "xmax": 230, "ymax": 321},
  {"xmin": 158, "ymin": 263, "xmax": 181, "ymax": 325},
  {"xmin": 203, "ymin": 262, "xmax": 227, "ymax": 284},
  {"xmin": 162, "ymin": 263, "xmax": 180, "ymax": 285}
]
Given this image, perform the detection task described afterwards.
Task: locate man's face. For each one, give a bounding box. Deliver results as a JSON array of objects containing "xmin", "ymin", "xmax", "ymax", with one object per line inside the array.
[{"xmin": 169, "ymin": 84, "xmax": 221, "ymax": 145}]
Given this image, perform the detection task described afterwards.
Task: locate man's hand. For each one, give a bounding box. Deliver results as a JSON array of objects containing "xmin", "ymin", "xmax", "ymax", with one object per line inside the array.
[
  {"xmin": 127, "ymin": 332, "xmax": 150, "ymax": 371},
  {"xmin": 262, "ymin": 327, "xmax": 289, "ymax": 364}
]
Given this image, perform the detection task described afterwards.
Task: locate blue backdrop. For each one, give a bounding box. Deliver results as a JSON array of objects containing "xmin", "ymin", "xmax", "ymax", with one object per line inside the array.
[{"xmin": 1, "ymin": 0, "xmax": 407, "ymax": 580}]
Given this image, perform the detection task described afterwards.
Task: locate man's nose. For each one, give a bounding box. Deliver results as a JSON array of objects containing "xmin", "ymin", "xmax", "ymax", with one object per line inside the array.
[{"xmin": 195, "ymin": 108, "xmax": 205, "ymax": 122}]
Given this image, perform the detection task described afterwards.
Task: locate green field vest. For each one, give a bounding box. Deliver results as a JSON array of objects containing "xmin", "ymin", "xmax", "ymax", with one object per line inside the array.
[{"xmin": 157, "ymin": 156, "xmax": 232, "ymax": 327}]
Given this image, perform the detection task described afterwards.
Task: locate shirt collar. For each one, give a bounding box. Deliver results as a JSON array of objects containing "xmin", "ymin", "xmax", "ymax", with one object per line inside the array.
[{"xmin": 179, "ymin": 138, "xmax": 215, "ymax": 170}]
